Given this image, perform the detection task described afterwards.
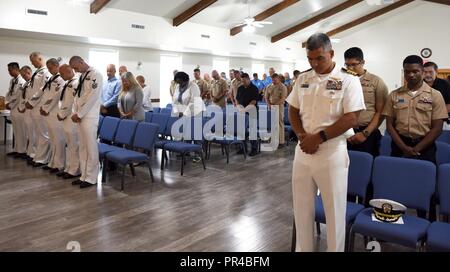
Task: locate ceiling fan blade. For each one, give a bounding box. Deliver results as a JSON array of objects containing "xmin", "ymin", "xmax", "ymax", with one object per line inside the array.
[{"xmin": 253, "ymin": 23, "xmax": 264, "ymax": 28}]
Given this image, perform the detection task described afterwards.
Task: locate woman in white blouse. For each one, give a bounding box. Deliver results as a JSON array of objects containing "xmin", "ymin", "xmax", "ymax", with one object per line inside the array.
[{"xmin": 172, "ymin": 71, "xmax": 204, "ymax": 117}]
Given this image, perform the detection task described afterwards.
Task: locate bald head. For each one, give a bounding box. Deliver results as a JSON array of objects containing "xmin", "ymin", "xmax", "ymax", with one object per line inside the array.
[
  {"xmin": 119, "ymin": 65, "xmax": 128, "ymax": 76},
  {"xmin": 212, "ymin": 70, "xmax": 219, "ymax": 80},
  {"xmin": 59, "ymin": 64, "xmax": 75, "ymax": 81},
  {"xmin": 107, "ymin": 64, "xmax": 116, "ymax": 80},
  {"xmin": 136, "ymin": 75, "xmax": 145, "ymax": 87},
  {"xmin": 29, "ymin": 52, "xmax": 45, "ymax": 69}
]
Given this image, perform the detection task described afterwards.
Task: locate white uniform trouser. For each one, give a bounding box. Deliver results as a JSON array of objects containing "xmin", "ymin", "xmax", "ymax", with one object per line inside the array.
[
  {"xmin": 292, "ymin": 137, "xmax": 349, "ymax": 252},
  {"xmin": 62, "ymin": 118, "xmax": 80, "ymax": 176},
  {"xmin": 11, "ymin": 110, "xmax": 27, "ymax": 153},
  {"xmin": 45, "ymin": 114, "xmax": 66, "ymax": 170},
  {"xmin": 31, "ymin": 108, "xmax": 50, "ymax": 163},
  {"xmin": 78, "ymin": 117, "xmax": 99, "ymax": 184},
  {"xmin": 24, "ymin": 110, "xmax": 36, "ymax": 158}
]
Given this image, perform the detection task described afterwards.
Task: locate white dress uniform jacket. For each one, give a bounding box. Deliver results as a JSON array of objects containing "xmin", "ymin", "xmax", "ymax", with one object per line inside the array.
[
  {"xmin": 5, "ymin": 75, "xmax": 27, "ymax": 153},
  {"xmin": 73, "ymin": 67, "xmax": 103, "ymax": 184}
]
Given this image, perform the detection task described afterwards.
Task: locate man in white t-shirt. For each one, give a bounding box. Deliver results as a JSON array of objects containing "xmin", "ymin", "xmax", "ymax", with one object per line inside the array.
[{"xmin": 136, "ymin": 75, "xmax": 153, "ymax": 111}]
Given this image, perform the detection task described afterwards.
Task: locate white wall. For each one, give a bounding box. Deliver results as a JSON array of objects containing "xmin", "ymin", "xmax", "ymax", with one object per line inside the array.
[{"xmin": 333, "ymin": 1, "xmax": 450, "ymax": 91}]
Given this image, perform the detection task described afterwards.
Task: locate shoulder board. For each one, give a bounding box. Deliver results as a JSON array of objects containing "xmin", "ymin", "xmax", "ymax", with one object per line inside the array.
[{"xmin": 341, "ymin": 67, "xmax": 359, "ymax": 76}]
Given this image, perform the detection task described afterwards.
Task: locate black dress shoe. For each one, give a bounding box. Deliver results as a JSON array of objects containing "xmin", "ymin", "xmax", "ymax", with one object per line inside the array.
[
  {"xmin": 49, "ymin": 168, "xmax": 60, "ymax": 174},
  {"xmin": 249, "ymin": 150, "xmax": 258, "ymax": 157},
  {"xmin": 63, "ymin": 173, "xmax": 81, "ymax": 180},
  {"xmin": 6, "ymin": 152, "xmax": 18, "ymax": 156},
  {"xmin": 14, "ymin": 153, "xmax": 26, "ymax": 159},
  {"xmin": 42, "ymin": 165, "xmax": 52, "ymax": 170},
  {"xmin": 26, "ymin": 156, "xmax": 33, "ymax": 161},
  {"xmin": 56, "ymin": 171, "xmax": 66, "ymax": 177},
  {"xmin": 33, "ymin": 162, "xmax": 46, "ymax": 168},
  {"xmin": 71, "ymin": 179, "xmax": 82, "ymax": 186},
  {"xmin": 27, "ymin": 159, "xmax": 34, "ymax": 165},
  {"xmin": 80, "ymin": 182, "xmax": 95, "ymax": 188}
]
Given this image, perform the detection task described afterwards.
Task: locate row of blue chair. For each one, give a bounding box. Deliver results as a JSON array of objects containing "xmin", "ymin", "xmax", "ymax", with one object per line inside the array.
[
  {"xmin": 380, "ymin": 134, "xmax": 450, "ymax": 165},
  {"xmin": 291, "ymin": 151, "xmax": 450, "ymax": 251},
  {"xmin": 97, "ymin": 116, "xmax": 159, "ymax": 190}
]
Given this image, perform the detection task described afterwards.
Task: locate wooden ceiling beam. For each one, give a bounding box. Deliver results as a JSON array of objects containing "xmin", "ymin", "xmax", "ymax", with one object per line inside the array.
[
  {"xmin": 173, "ymin": 0, "xmax": 217, "ymax": 27},
  {"xmin": 271, "ymin": 0, "xmax": 363, "ymax": 43},
  {"xmin": 301, "ymin": 0, "xmax": 414, "ymax": 48},
  {"xmin": 90, "ymin": 0, "xmax": 111, "ymax": 14}
]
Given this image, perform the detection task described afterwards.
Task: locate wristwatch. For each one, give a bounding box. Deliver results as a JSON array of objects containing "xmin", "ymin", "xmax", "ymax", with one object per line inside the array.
[
  {"xmin": 362, "ymin": 130, "xmax": 371, "ymax": 137},
  {"xmin": 319, "ymin": 130, "xmax": 328, "ymax": 143}
]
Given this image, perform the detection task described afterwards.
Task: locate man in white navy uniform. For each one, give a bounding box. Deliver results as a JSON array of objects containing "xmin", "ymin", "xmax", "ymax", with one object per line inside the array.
[
  {"xmin": 287, "ymin": 33, "xmax": 365, "ymax": 252},
  {"xmin": 40, "ymin": 58, "xmax": 66, "ymax": 174},
  {"xmin": 57, "ymin": 64, "xmax": 80, "ymax": 180},
  {"xmin": 69, "ymin": 56, "xmax": 103, "ymax": 189},
  {"xmin": 25, "ymin": 52, "xmax": 52, "ymax": 167},
  {"xmin": 17, "ymin": 66, "xmax": 34, "ymax": 162},
  {"xmin": 5, "ymin": 62, "xmax": 26, "ymax": 157}
]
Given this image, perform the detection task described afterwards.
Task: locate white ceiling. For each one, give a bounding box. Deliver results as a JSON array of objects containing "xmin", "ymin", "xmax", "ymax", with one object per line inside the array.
[{"xmin": 106, "ymin": 0, "xmax": 421, "ymax": 43}]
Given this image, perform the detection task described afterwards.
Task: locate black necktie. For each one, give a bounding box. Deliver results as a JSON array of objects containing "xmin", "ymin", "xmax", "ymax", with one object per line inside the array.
[
  {"xmin": 42, "ymin": 74, "xmax": 60, "ymax": 91},
  {"xmin": 8, "ymin": 78, "xmax": 18, "ymax": 96},
  {"xmin": 22, "ymin": 82, "xmax": 30, "ymax": 99},
  {"xmin": 76, "ymin": 71, "xmax": 91, "ymax": 98},
  {"xmin": 30, "ymin": 67, "xmax": 44, "ymax": 88},
  {"xmin": 60, "ymin": 78, "xmax": 75, "ymax": 101}
]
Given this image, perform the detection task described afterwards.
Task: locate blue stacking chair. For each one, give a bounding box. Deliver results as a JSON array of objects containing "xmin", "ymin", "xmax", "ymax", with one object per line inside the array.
[
  {"xmin": 208, "ymin": 112, "xmax": 248, "ymax": 163},
  {"xmin": 145, "ymin": 111, "xmax": 153, "ymax": 123},
  {"xmin": 162, "ymin": 117, "xmax": 206, "ymax": 175},
  {"xmin": 436, "ymin": 141, "xmax": 450, "ymax": 165},
  {"xmin": 97, "ymin": 116, "xmax": 120, "ymax": 145},
  {"xmin": 153, "ymin": 107, "xmax": 161, "ymax": 113},
  {"xmin": 427, "ymin": 164, "xmax": 450, "ymax": 251},
  {"xmin": 154, "ymin": 116, "xmax": 180, "ymax": 169},
  {"xmin": 98, "ymin": 115, "xmax": 104, "ymax": 135},
  {"xmin": 98, "ymin": 119, "xmax": 139, "ymax": 160},
  {"xmin": 165, "ymin": 103, "xmax": 172, "ymax": 108},
  {"xmin": 104, "ymin": 122, "xmax": 160, "ymax": 191},
  {"xmin": 151, "ymin": 113, "xmax": 169, "ymax": 136},
  {"xmin": 348, "ymin": 157, "xmax": 436, "ymax": 251},
  {"xmin": 437, "ymin": 130, "xmax": 450, "ymax": 145},
  {"xmin": 160, "ymin": 108, "xmax": 172, "ymax": 115},
  {"xmin": 379, "ymin": 135, "xmax": 392, "ymax": 156}
]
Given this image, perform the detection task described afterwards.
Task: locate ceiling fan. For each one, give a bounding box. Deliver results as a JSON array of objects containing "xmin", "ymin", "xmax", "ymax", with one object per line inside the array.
[{"xmin": 233, "ymin": 0, "xmax": 272, "ymax": 33}]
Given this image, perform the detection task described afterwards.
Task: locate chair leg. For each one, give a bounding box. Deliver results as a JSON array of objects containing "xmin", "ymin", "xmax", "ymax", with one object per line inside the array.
[
  {"xmin": 121, "ymin": 165, "xmax": 125, "ymax": 191},
  {"xmin": 102, "ymin": 157, "xmax": 108, "ymax": 183},
  {"xmin": 291, "ymin": 219, "xmax": 296, "ymax": 252},
  {"xmin": 242, "ymin": 143, "xmax": 247, "ymax": 159},
  {"xmin": 181, "ymin": 153, "xmax": 185, "ymax": 176},
  {"xmin": 316, "ymin": 222, "xmax": 321, "ymax": 236},
  {"xmin": 129, "ymin": 164, "xmax": 136, "ymax": 177},
  {"xmin": 348, "ymin": 225, "xmax": 355, "ymax": 252},
  {"xmin": 200, "ymin": 151, "xmax": 206, "ymax": 170},
  {"xmin": 160, "ymin": 149, "xmax": 165, "ymax": 170},
  {"xmin": 208, "ymin": 142, "xmax": 212, "ymax": 159},
  {"xmin": 147, "ymin": 160, "xmax": 154, "ymax": 183},
  {"xmin": 225, "ymin": 145, "xmax": 230, "ymax": 164}
]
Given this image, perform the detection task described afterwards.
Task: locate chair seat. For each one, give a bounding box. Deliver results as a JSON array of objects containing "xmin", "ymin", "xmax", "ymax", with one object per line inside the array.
[
  {"xmin": 352, "ymin": 208, "xmax": 430, "ymax": 248},
  {"xmin": 315, "ymin": 196, "xmax": 365, "ymax": 224},
  {"xmin": 106, "ymin": 149, "xmax": 149, "ymax": 164},
  {"xmin": 212, "ymin": 137, "xmax": 245, "ymax": 145},
  {"xmin": 98, "ymin": 143, "xmax": 122, "ymax": 157},
  {"xmin": 154, "ymin": 140, "xmax": 172, "ymax": 149},
  {"xmin": 427, "ymin": 221, "xmax": 450, "ymax": 251},
  {"xmin": 164, "ymin": 142, "xmax": 203, "ymax": 153}
]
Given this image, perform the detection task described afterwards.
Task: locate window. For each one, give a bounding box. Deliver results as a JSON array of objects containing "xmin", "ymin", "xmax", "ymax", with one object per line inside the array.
[
  {"xmin": 160, "ymin": 54, "xmax": 182, "ymax": 107},
  {"xmin": 88, "ymin": 49, "xmax": 119, "ymax": 79},
  {"xmin": 251, "ymin": 63, "xmax": 265, "ymax": 78},
  {"xmin": 212, "ymin": 58, "xmax": 229, "ymax": 75},
  {"xmin": 282, "ymin": 63, "xmax": 293, "ymax": 75}
]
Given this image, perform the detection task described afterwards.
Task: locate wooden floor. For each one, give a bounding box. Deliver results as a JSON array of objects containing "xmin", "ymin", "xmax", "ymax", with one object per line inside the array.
[{"xmin": 0, "ymin": 142, "xmax": 410, "ymax": 252}]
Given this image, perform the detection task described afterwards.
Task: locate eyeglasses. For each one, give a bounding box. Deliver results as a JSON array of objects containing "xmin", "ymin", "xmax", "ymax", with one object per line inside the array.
[{"xmin": 345, "ymin": 62, "xmax": 362, "ymax": 68}]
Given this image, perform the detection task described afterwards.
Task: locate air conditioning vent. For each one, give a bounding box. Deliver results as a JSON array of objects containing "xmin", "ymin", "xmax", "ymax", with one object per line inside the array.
[
  {"xmin": 201, "ymin": 34, "xmax": 210, "ymax": 39},
  {"xmin": 27, "ymin": 9, "xmax": 48, "ymax": 16},
  {"xmin": 131, "ymin": 24, "xmax": 145, "ymax": 30},
  {"xmin": 249, "ymin": 42, "xmax": 257, "ymax": 46}
]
